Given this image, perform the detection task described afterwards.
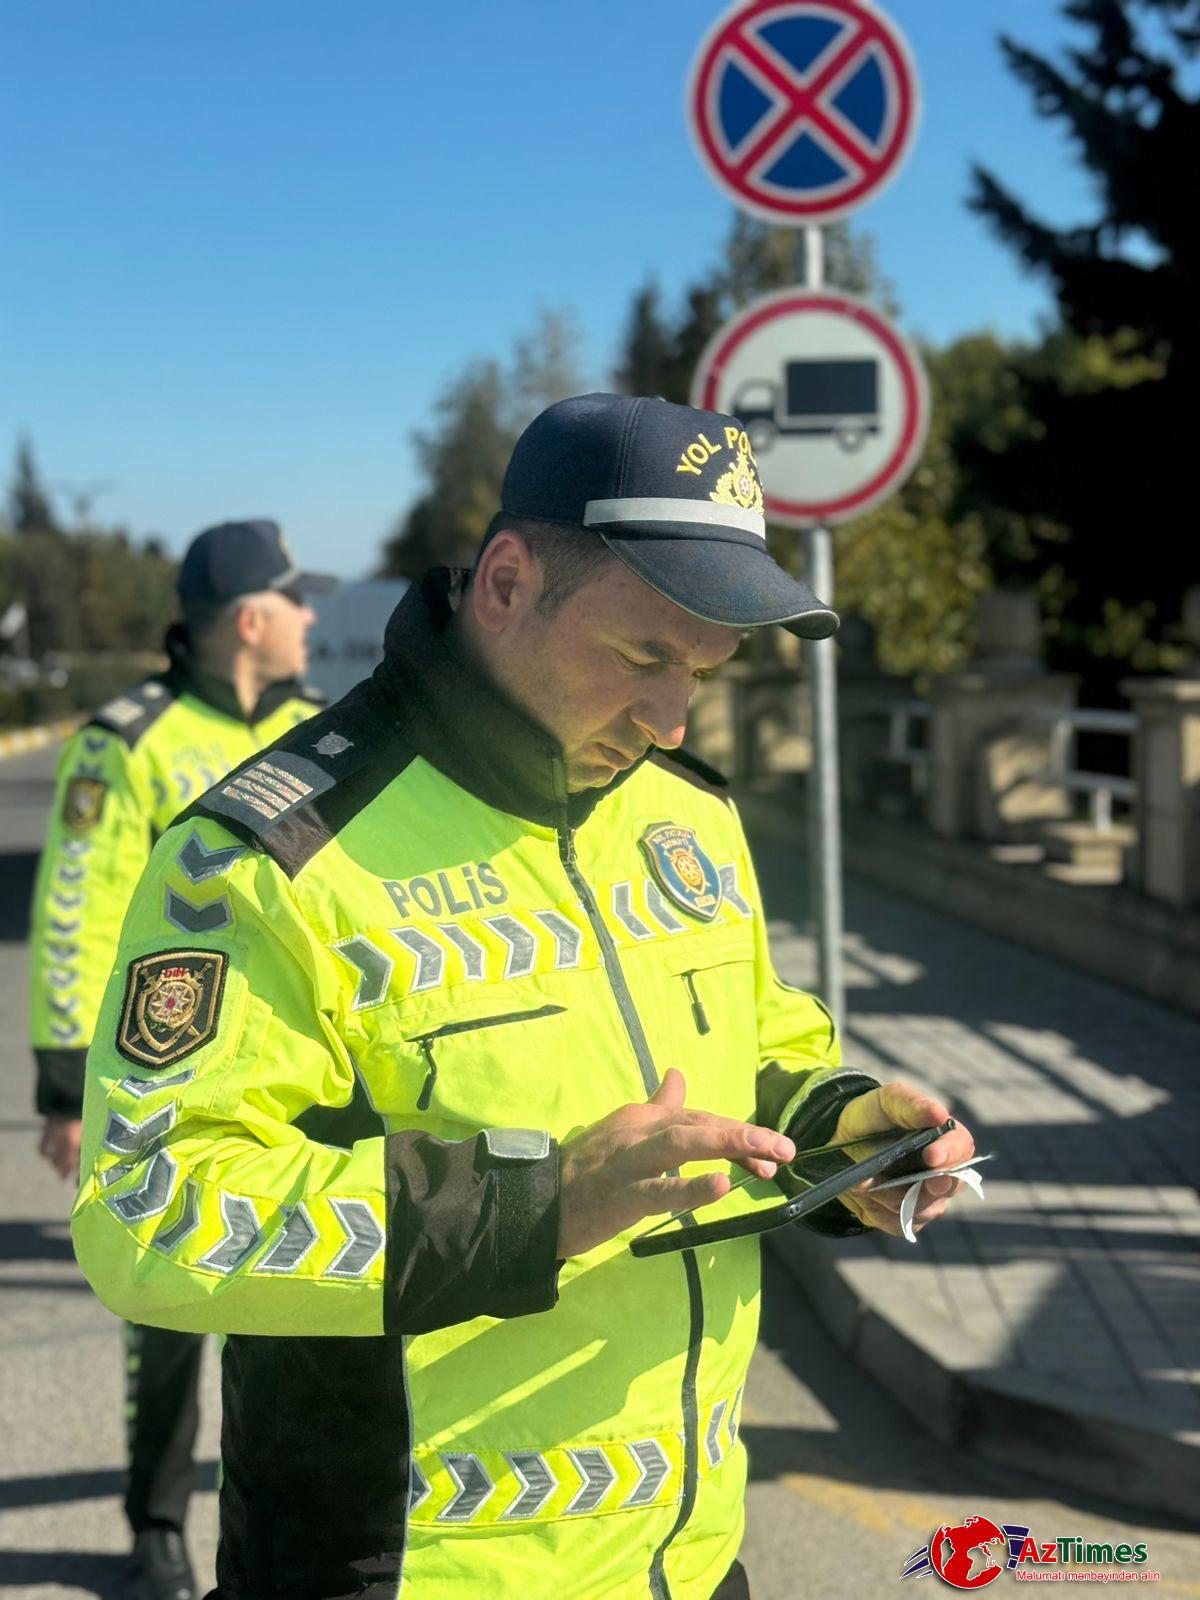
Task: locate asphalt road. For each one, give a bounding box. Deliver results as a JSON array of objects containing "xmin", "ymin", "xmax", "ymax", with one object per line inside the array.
[{"xmin": 2, "ymin": 745, "xmax": 1196, "ymax": 1600}]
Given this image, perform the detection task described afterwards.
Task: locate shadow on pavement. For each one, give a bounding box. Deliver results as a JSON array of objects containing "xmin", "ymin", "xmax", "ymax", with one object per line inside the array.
[
  {"xmin": 0, "ymin": 850, "xmax": 37, "ymax": 943},
  {"xmin": 0, "ymin": 1461, "xmax": 218, "ymax": 1512},
  {"xmin": 751, "ymin": 1257, "xmax": 1195, "ymax": 1535},
  {"xmin": 0, "ymin": 1548, "xmax": 126, "ymax": 1597},
  {"xmin": 0, "ymin": 1218, "xmax": 76, "ymax": 1264}
]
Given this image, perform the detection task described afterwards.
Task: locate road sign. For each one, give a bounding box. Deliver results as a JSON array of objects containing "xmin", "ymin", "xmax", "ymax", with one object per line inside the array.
[
  {"xmin": 687, "ymin": 0, "xmax": 920, "ymax": 225},
  {"xmin": 691, "ymin": 287, "xmax": 929, "ymax": 527}
]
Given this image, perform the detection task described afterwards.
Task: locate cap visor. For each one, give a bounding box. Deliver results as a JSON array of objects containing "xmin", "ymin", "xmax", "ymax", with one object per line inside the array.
[
  {"xmin": 598, "ymin": 528, "xmax": 839, "ymax": 640},
  {"xmin": 272, "ymin": 569, "xmax": 339, "ymax": 595}
]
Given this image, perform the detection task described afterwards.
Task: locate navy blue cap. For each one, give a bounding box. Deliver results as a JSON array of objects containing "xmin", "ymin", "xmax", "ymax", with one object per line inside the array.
[
  {"xmin": 177, "ymin": 520, "xmax": 337, "ymax": 606},
  {"xmin": 495, "ymin": 393, "xmax": 838, "ymax": 639}
]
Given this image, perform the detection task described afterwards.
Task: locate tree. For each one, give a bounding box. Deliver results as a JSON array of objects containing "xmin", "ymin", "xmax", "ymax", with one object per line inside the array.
[
  {"xmin": 10, "ymin": 436, "xmax": 60, "ymax": 534},
  {"xmin": 378, "ymin": 310, "xmax": 585, "ymax": 579},
  {"xmin": 967, "ymin": 0, "xmax": 1200, "ymax": 688}
]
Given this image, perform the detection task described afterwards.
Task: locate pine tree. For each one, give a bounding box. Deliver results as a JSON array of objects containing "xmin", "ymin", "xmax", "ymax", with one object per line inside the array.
[
  {"xmin": 967, "ymin": 0, "xmax": 1200, "ymax": 687},
  {"xmin": 10, "ymin": 436, "xmax": 60, "ymax": 534}
]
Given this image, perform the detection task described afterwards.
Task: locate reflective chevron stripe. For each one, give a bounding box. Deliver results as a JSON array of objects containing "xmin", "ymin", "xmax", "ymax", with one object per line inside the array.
[
  {"xmin": 565, "ymin": 1447, "xmax": 617, "ymax": 1514},
  {"xmin": 178, "ymin": 829, "xmax": 245, "ymax": 883},
  {"xmin": 153, "ymin": 1178, "xmax": 201, "ymax": 1253},
  {"xmin": 533, "ymin": 909, "xmax": 582, "ymax": 969},
  {"xmin": 253, "ymin": 1204, "xmax": 319, "ymax": 1275},
  {"xmin": 49, "ymin": 916, "xmax": 80, "ymax": 937},
  {"xmin": 503, "ymin": 1451, "xmax": 556, "ymax": 1520},
  {"xmin": 50, "ymin": 891, "xmax": 83, "ymax": 911},
  {"xmin": 390, "ymin": 927, "xmax": 446, "ymax": 994},
  {"xmin": 118, "ymin": 1067, "xmax": 195, "ymax": 1100},
  {"xmin": 409, "ymin": 1390, "xmax": 742, "ymax": 1528},
  {"xmin": 198, "ymin": 1193, "xmax": 263, "ymax": 1273},
  {"xmin": 437, "ymin": 1454, "xmax": 495, "ymax": 1522},
  {"xmin": 48, "ymin": 994, "xmax": 79, "ymax": 1017},
  {"xmin": 107, "ymin": 1150, "xmax": 177, "ymax": 1223},
  {"xmin": 612, "ymin": 881, "xmax": 655, "ymax": 940},
  {"xmin": 57, "ymin": 864, "xmax": 87, "ymax": 884},
  {"xmin": 438, "ymin": 922, "xmax": 488, "ymax": 980},
  {"xmin": 103, "ymin": 1102, "xmax": 177, "ymax": 1157},
  {"xmin": 165, "ymin": 886, "xmax": 232, "ymax": 934},
  {"xmin": 483, "ymin": 915, "xmax": 537, "ymax": 979},
  {"xmin": 717, "ymin": 863, "xmax": 753, "ymax": 917},
  {"xmin": 323, "ymin": 1198, "xmax": 384, "ymax": 1278},
  {"xmin": 48, "ymin": 968, "xmax": 77, "ymax": 990},
  {"xmin": 644, "ymin": 881, "xmax": 687, "ymax": 933},
  {"xmin": 61, "ymin": 839, "xmax": 91, "ymax": 859},
  {"xmin": 50, "ymin": 1020, "xmax": 81, "ymax": 1043},
  {"xmin": 330, "ymin": 935, "xmax": 393, "ymax": 1010}
]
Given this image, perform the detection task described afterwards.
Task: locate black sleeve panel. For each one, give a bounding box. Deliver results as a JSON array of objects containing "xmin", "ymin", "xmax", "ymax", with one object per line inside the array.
[
  {"xmin": 383, "ymin": 1130, "xmax": 561, "ymax": 1335},
  {"xmin": 765, "ymin": 1066, "xmax": 880, "ymax": 1238},
  {"xmin": 35, "ymin": 1047, "xmax": 88, "ymax": 1118}
]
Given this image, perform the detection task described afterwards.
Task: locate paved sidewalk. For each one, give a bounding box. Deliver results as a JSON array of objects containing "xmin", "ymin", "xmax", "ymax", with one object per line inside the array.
[{"xmin": 741, "ymin": 792, "xmax": 1200, "ymax": 1520}]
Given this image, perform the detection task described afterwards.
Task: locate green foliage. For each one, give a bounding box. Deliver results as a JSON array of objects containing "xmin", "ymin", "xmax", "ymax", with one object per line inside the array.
[
  {"xmin": 378, "ymin": 310, "xmax": 585, "ymax": 578},
  {"xmin": 967, "ymin": 0, "xmax": 1200, "ymax": 690},
  {"xmin": 0, "ymin": 441, "xmax": 178, "ymax": 669}
]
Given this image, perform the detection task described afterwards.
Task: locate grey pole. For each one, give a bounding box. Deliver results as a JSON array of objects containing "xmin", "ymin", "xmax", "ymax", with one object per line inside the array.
[{"xmin": 797, "ymin": 223, "xmax": 846, "ymax": 1030}]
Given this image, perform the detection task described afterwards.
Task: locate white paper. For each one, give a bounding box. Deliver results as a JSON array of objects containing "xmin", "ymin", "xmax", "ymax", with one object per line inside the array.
[{"xmin": 868, "ymin": 1154, "xmax": 993, "ymax": 1244}]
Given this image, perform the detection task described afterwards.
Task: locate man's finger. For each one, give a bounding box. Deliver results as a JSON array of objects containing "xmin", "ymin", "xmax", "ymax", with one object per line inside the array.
[
  {"xmin": 636, "ymin": 1119, "xmax": 793, "ymax": 1178},
  {"xmin": 634, "ymin": 1171, "xmax": 731, "ymax": 1218},
  {"xmin": 650, "ymin": 1068, "xmax": 686, "ymax": 1113}
]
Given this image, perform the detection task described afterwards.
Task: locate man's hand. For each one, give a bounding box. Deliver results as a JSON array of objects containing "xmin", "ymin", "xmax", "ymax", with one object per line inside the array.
[
  {"xmin": 558, "ymin": 1068, "xmax": 795, "ymax": 1258},
  {"xmin": 38, "ymin": 1116, "xmax": 83, "ymax": 1183},
  {"xmin": 830, "ymin": 1081, "xmax": 974, "ymax": 1237}
]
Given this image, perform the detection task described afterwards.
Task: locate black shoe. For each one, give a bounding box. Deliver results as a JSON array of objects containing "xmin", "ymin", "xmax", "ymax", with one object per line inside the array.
[{"xmin": 125, "ymin": 1528, "xmax": 197, "ymax": 1600}]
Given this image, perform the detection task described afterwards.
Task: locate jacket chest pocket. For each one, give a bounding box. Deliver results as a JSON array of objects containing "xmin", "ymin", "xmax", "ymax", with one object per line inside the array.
[{"xmin": 407, "ymin": 1004, "xmax": 566, "ymax": 1112}]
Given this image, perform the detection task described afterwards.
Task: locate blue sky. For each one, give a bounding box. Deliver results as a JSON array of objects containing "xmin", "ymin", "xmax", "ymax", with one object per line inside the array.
[{"xmin": 1, "ymin": 0, "xmax": 1104, "ymax": 576}]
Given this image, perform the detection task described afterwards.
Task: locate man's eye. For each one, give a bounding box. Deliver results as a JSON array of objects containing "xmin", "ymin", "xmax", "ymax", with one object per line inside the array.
[{"xmin": 618, "ymin": 652, "xmax": 654, "ymax": 672}]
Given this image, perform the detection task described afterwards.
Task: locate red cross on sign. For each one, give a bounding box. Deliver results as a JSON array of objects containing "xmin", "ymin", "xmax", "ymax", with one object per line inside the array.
[{"xmin": 687, "ymin": 0, "xmax": 920, "ymax": 225}]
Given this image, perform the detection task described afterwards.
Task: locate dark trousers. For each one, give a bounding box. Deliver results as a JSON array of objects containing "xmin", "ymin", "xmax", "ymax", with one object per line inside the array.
[
  {"xmin": 712, "ymin": 1558, "xmax": 751, "ymax": 1599},
  {"xmin": 124, "ymin": 1323, "xmax": 205, "ymax": 1533}
]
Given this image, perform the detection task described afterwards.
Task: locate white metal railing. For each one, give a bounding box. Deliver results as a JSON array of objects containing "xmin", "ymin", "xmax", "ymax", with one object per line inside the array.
[{"xmin": 1030, "ymin": 707, "xmax": 1137, "ymax": 831}]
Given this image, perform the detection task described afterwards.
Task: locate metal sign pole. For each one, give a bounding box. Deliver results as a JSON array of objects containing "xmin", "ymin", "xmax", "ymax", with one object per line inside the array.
[{"xmin": 797, "ymin": 223, "xmax": 846, "ymax": 1031}]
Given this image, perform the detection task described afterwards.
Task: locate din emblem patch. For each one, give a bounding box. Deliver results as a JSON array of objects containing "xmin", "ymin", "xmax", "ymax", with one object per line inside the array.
[
  {"xmin": 640, "ymin": 824, "xmax": 723, "ymax": 922},
  {"xmin": 63, "ymin": 775, "xmax": 108, "ymax": 833},
  {"xmin": 117, "ymin": 950, "xmax": 227, "ymax": 1068}
]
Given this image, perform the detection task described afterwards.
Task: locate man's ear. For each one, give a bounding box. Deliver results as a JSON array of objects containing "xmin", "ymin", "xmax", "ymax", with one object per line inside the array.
[
  {"xmin": 470, "ymin": 531, "xmax": 542, "ymax": 636},
  {"xmin": 233, "ymin": 598, "xmax": 262, "ymax": 647}
]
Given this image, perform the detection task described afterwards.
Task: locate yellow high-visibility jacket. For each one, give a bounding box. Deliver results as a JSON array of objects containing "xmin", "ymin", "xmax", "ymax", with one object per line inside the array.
[
  {"xmin": 73, "ymin": 572, "xmax": 875, "ymax": 1600},
  {"xmin": 30, "ymin": 629, "xmax": 323, "ymax": 1116}
]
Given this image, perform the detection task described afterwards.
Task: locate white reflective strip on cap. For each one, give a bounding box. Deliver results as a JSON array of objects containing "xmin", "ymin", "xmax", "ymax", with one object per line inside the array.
[{"xmin": 583, "ymin": 498, "xmax": 766, "ymax": 541}]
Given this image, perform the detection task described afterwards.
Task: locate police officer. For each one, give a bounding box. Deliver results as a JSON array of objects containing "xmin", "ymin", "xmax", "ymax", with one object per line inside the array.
[
  {"xmin": 72, "ymin": 398, "xmax": 974, "ymax": 1600},
  {"xmin": 31, "ymin": 519, "xmax": 334, "ymax": 1600}
]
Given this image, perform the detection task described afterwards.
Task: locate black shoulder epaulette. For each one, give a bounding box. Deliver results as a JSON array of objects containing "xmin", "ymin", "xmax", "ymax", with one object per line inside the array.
[
  {"xmin": 185, "ymin": 678, "xmax": 416, "ymax": 879},
  {"xmin": 87, "ymin": 676, "xmax": 176, "ymax": 750},
  {"xmin": 649, "ymin": 746, "xmax": 731, "ymax": 802}
]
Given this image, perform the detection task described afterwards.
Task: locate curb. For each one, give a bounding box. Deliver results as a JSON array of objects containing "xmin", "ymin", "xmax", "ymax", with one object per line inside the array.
[
  {"xmin": 0, "ymin": 717, "xmax": 83, "ymax": 761},
  {"xmin": 768, "ymin": 1226, "xmax": 1200, "ymax": 1522}
]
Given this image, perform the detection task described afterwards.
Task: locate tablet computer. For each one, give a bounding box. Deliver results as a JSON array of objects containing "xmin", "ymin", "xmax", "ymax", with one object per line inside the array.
[{"xmin": 629, "ymin": 1119, "xmax": 955, "ymax": 1258}]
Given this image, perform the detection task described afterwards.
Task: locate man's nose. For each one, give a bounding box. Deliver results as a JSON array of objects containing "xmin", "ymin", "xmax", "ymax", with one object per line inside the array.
[{"xmin": 631, "ymin": 682, "xmax": 692, "ymax": 751}]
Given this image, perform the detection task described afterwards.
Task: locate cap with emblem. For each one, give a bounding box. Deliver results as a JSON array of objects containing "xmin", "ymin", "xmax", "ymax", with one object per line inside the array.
[
  {"xmin": 177, "ymin": 520, "xmax": 338, "ymax": 607},
  {"xmin": 493, "ymin": 393, "xmax": 838, "ymax": 639}
]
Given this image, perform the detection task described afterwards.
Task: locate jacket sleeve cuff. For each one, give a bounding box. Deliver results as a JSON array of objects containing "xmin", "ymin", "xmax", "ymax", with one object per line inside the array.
[
  {"xmin": 383, "ymin": 1127, "xmax": 561, "ymax": 1335},
  {"xmin": 778, "ymin": 1069, "xmax": 880, "ymax": 1238},
  {"xmin": 34, "ymin": 1048, "xmax": 88, "ymax": 1118}
]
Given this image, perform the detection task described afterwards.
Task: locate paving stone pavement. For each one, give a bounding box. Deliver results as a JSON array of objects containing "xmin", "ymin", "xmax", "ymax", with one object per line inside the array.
[{"xmin": 741, "ymin": 795, "xmax": 1200, "ymax": 1514}]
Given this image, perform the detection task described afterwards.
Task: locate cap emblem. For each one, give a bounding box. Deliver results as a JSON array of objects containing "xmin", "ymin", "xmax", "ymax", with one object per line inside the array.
[{"xmin": 710, "ymin": 443, "xmax": 764, "ymax": 517}]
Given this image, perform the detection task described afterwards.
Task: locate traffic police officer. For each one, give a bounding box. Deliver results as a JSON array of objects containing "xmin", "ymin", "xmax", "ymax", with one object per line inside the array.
[
  {"xmin": 31, "ymin": 519, "xmax": 333, "ymax": 1600},
  {"xmin": 72, "ymin": 397, "xmax": 974, "ymax": 1600}
]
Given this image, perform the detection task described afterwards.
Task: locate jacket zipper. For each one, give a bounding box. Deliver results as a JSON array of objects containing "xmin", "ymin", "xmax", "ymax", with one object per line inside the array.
[
  {"xmin": 679, "ymin": 971, "xmax": 711, "ymax": 1036},
  {"xmin": 555, "ymin": 809, "xmax": 701, "ymax": 1600},
  {"xmin": 409, "ymin": 1005, "xmax": 565, "ymax": 1111}
]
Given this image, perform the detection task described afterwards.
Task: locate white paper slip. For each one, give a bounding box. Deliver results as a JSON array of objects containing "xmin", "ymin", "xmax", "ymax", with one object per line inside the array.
[{"xmin": 869, "ymin": 1154, "xmax": 994, "ymax": 1245}]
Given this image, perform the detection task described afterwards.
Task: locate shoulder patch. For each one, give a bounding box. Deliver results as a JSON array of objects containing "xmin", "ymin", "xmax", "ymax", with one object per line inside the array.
[
  {"xmin": 207, "ymin": 751, "xmax": 336, "ymax": 830},
  {"xmin": 89, "ymin": 677, "xmax": 176, "ymax": 749},
  {"xmin": 117, "ymin": 949, "xmax": 227, "ymax": 1069},
  {"xmin": 649, "ymin": 747, "xmax": 731, "ymax": 802},
  {"xmin": 186, "ymin": 678, "xmax": 418, "ymax": 879},
  {"xmin": 62, "ymin": 773, "xmax": 108, "ymax": 832}
]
